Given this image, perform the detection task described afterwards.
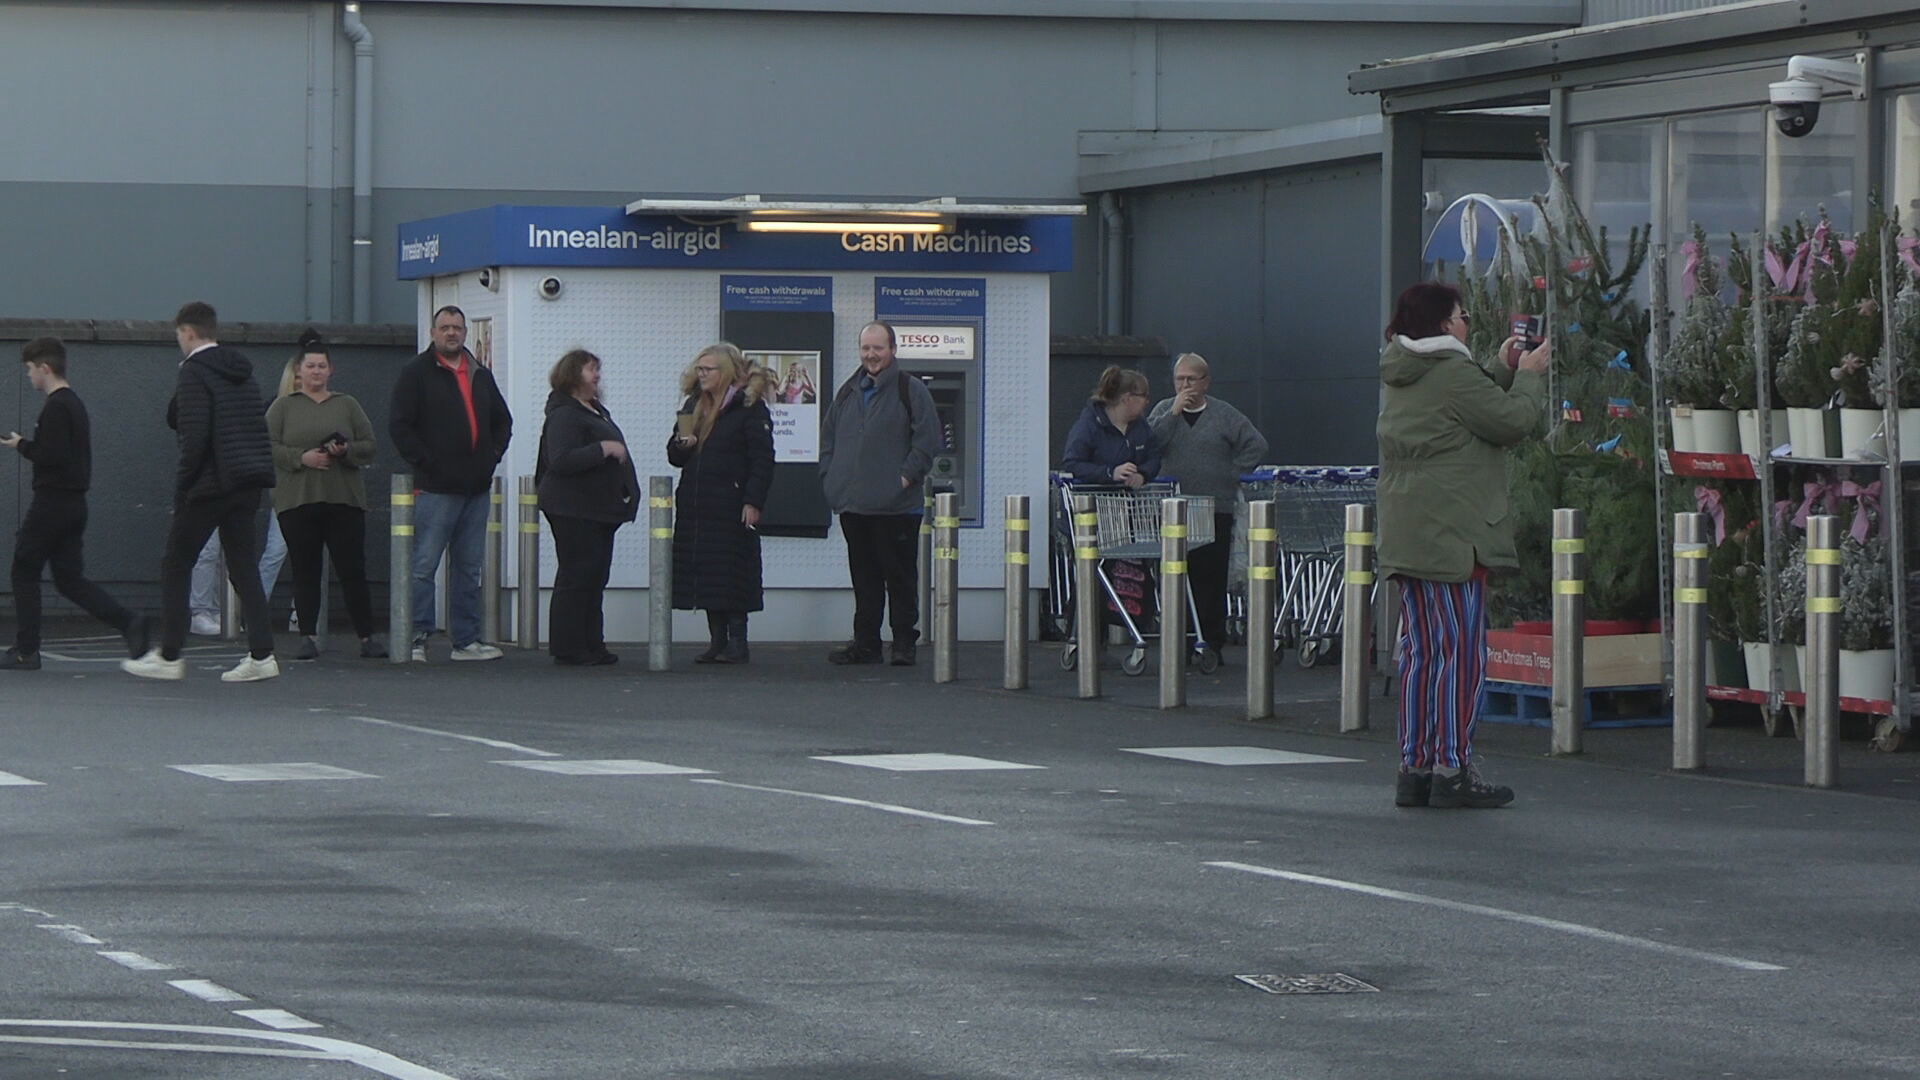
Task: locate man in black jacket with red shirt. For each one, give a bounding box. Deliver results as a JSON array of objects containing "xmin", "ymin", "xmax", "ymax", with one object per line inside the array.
[
  {"xmin": 124, "ymin": 302, "xmax": 280, "ymax": 683},
  {"xmin": 0, "ymin": 338, "xmax": 149, "ymax": 669},
  {"xmin": 388, "ymin": 305, "xmax": 512, "ymax": 662}
]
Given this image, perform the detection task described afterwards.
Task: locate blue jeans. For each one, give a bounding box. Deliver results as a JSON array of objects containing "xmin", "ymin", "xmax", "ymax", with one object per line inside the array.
[
  {"xmin": 411, "ymin": 491, "xmax": 489, "ymax": 647},
  {"xmin": 190, "ymin": 511, "xmax": 285, "ymax": 617}
]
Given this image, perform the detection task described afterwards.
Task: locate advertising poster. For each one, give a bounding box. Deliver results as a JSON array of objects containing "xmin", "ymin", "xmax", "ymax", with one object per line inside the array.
[
  {"xmin": 470, "ymin": 316, "xmax": 494, "ymax": 370},
  {"xmin": 746, "ymin": 350, "xmax": 821, "ymax": 463}
]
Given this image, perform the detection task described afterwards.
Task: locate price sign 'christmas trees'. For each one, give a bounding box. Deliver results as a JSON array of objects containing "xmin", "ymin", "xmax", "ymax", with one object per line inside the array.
[{"xmin": 1453, "ymin": 142, "xmax": 1656, "ymax": 627}]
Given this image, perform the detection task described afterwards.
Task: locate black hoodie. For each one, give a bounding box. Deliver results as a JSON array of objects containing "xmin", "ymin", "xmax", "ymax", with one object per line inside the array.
[
  {"xmin": 536, "ymin": 390, "xmax": 638, "ymax": 523},
  {"xmin": 168, "ymin": 344, "xmax": 275, "ymax": 502}
]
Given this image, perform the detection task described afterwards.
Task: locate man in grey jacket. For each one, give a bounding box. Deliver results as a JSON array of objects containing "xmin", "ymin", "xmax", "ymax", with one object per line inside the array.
[
  {"xmin": 819, "ymin": 321, "xmax": 942, "ymax": 666},
  {"xmin": 1148, "ymin": 352, "xmax": 1268, "ymax": 664}
]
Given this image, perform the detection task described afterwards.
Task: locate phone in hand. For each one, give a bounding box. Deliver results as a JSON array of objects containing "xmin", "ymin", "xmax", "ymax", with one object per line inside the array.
[{"xmin": 1510, "ymin": 314, "xmax": 1546, "ymax": 353}]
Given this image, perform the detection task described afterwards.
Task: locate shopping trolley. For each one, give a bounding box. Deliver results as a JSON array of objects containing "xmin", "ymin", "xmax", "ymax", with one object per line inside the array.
[
  {"xmin": 1054, "ymin": 477, "xmax": 1218, "ymax": 676},
  {"xmin": 1239, "ymin": 465, "xmax": 1379, "ymax": 667}
]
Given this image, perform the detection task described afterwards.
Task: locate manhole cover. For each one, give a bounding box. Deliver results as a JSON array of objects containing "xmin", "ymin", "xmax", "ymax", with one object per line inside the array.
[{"xmin": 1235, "ymin": 973, "xmax": 1379, "ymax": 995}]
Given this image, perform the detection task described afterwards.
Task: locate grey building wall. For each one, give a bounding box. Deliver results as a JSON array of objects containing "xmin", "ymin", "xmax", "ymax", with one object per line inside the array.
[
  {"xmin": 1583, "ymin": 0, "xmax": 1743, "ymax": 24},
  {"xmin": 4, "ymin": 0, "xmax": 1570, "ymax": 332}
]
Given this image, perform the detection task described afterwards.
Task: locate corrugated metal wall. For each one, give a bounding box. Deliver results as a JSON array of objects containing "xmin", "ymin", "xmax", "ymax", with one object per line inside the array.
[{"xmin": 1583, "ymin": 0, "xmax": 1744, "ymax": 25}]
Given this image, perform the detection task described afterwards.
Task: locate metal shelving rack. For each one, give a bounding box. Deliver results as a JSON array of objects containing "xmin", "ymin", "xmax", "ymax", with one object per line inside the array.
[{"xmin": 1651, "ymin": 228, "xmax": 1914, "ymax": 750}]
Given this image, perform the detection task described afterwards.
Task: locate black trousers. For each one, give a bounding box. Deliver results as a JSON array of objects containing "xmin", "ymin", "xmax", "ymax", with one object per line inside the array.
[
  {"xmin": 277, "ymin": 502, "xmax": 375, "ymax": 639},
  {"xmin": 1186, "ymin": 512, "xmax": 1236, "ymax": 650},
  {"xmin": 10, "ymin": 491, "xmax": 134, "ymax": 654},
  {"xmin": 160, "ymin": 490, "xmax": 273, "ymax": 661},
  {"xmin": 840, "ymin": 511, "xmax": 919, "ymax": 649},
  {"xmin": 546, "ymin": 512, "xmax": 617, "ymax": 661}
]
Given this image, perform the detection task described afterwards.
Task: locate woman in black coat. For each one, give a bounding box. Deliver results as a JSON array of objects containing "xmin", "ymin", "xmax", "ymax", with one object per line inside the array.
[
  {"xmin": 667, "ymin": 343, "xmax": 775, "ymax": 664},
  {"xmin": 536, "ymin": 349, "xmax": 639, "ymax": 665}
]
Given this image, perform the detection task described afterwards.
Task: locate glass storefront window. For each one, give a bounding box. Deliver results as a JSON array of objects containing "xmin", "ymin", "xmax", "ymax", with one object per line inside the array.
[
  {"xmin": 1767, "ymin": 100, "xmax": 1854, "ymax": 234},
  {"xmin": 1576, "ymin": 121, "xmax": 1658, "ymax": 298},
  {"xmin": 1669, "ymin": 109, "xmax": 1766, "ymax": 251},
  {"xmin": 1890, "ymin": 93, "xmax": 1920, "ymax": 224}
]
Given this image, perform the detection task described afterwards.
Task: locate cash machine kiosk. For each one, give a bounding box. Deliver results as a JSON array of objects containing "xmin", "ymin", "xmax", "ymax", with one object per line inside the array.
[{"xmin": 397, "ymin": 198, "xmax": 1081, "ymax": 642}]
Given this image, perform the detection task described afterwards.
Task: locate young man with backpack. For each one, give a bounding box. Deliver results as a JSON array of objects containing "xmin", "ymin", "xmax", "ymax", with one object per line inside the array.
[{"xmin": 818, "ymin": 320, "xmax": 942, "ymax": 666}]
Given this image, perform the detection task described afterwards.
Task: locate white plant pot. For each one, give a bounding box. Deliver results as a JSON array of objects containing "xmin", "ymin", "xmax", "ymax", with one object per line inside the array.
[
  {"xmin": 1737, "ymin": 409, "xmax": 1788, "ymax": 458},
  {"xmin": 1899, "ymin": 408, "xmax": 1920, "ymax": 462},
  {"xmin": 1786, "ymin": 408, "xmax": 1832, "ymax": 459},
  {"xmin": 1742, "ymin": 641, "xmax": 1803, "ymax": 694},
  {"xmin": 1839, "ymin": 649, "xmax": 1896, "ymax": 704},
  {"xmin": 1690, "ymin": 409, "xmax": 1740, "ymax": 454},
  {"xmin": 1838, "ymin": 408, "xmax": 1886, "ymax": 459},
  {"xmin": 1669, "ymin": 405, "xmax": 1697, "ymax": 453}
]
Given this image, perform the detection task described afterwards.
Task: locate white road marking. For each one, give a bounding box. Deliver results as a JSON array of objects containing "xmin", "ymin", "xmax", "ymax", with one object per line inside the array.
[
  {"xmin": 0, "ymin": 770, "xmax": 45, "ymax": 786},
  {"xmin": 170, "ymin": 763, "xmax": 378, "ymax": 782},
  {"xmin": 495, "ymin": 759, "xmax": 711, "ymax": 776},
  {"xmin": 234, "ymin": 1008, "xmax": 321, "ymax": 1030},
  {"xmin": 168, "ymin": 979, "xmax": 250, "ymax": 1003},
  {"xmin": 0, "ymin": 1021, "xmax": 462, "ymax": 1080},
  {"xmin": 690, "ymin": 778, "xmax": 993, "ymax": 825},
  {"xmin": 38, "ymin": 925, "xmax": 104, "ymax": 945},
  {"xmin": 98, "ymin": 951, "xmax": 173, "ymax": 971},
  {"xmin": 349, "ymin": 714, "xmax": 560, "ymax": 757},
  {"xmin": 0, "ymin": 1034, "xmax": 329, "ymax": 1058},
  {"xmin": 812, "ymin": 752, "xmax": 1046, "ymax": 772},
  {"xmin": 1124, "ymin": 746, "xmax": 1363, "ymax": 766},
  {"xmin": 1207, "ymin": 861, "xmax": 1786, "ymax": 972}
]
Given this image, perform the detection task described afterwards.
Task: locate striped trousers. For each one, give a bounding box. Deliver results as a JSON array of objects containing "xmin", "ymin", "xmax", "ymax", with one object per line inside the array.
[{"xmin": 1395, "ymin": 574, "xmax": 1487, "ymax": 771}]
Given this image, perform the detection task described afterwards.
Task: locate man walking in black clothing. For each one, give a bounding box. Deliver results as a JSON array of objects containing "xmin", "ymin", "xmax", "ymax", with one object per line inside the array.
[
  {"xmin": 123, "ymin": 302, "xmax": 281, "ymax": 682},
  {"xmin": 0, "ymin": 338, "xmax": 150, "ymax": 670}
]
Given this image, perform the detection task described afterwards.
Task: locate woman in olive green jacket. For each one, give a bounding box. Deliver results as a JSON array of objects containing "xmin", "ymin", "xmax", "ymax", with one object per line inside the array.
[{"xmin": 1377, "ymin": 283, "xmax": 1547, "ymax": 810}]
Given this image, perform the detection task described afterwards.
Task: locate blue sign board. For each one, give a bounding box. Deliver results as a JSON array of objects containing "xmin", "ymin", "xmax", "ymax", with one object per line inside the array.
[
  {"xmin": 397, "ymin": 205, "xmax": 1075, "ymax": 279},
  {"xmin": 721, "ymin": 275, "xmax": 833, "ymax": 313},
  {"xmin": 874, "ymin": 277, "xmax": 987, "ymax": 318}
]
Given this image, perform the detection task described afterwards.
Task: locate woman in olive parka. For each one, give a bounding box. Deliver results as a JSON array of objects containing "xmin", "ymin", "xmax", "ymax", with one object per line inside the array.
[{"xmin": 1376, "ymin": 282, "xmax": 1548, "ymax": 811}]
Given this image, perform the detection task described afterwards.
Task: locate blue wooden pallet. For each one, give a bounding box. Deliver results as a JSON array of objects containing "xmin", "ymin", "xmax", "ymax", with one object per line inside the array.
[{"xmin": 1481, "ymin": 680, "xmax": 1671, "ymax": 729}]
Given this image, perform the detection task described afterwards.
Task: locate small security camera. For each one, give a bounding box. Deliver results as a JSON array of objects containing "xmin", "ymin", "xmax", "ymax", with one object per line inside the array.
[
  {"xmin": 1769, "ymin": 54, "xmax": 1865, "ymax": 139},
  {"xmin": 477, "ymin": 267, "xmax": 498, "ymax": 292},
  {"xmin": 537, "ymin": 276, "xmax": 563, "ymax": 300}
]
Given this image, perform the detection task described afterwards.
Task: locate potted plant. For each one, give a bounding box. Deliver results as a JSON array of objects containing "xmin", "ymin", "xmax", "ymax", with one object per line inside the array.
[
  {"xmin": 1726, "ymin": 235, "xmax": 1794, "ymax": 457},
  {"xmin": 1778, "ymin": 303, "xmax": 1838, "ymax": 457},
  {"xmin": 1885, "ymin": 275, "xmax": 1920, "ymax": 461},
  {"xmin": 1667, "ymin": 225, "xmax": 1738, "ymax": 453},
  {"xmin": 1773, "ymin": 533, "xmax": 1808, "ymax": 691},
  {"xmin": 1839, "ymin": 534, "xmax": 1896, "ymax": 703}
]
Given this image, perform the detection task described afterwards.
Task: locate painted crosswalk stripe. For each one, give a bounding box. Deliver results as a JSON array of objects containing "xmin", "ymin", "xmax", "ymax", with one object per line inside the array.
[
  {"xmin": 811, "ymin": 753, "xmax": 1045, "ymax": 772},
  {"xmin": 234, "ymin": 1009, "xmax": 321, "ymax": 1030},
  {"xmin": 98, "ymin": 951, "xmax": 173, "ymax": 971},
  {"xmin": 169, "ymin": 980, "xmax": 250, "ymax": 1003},
  {"xmin": 0, "ymin": 770, "xmax": 45, "ymax": 787},
  {"xmin": 170, "ymin": 763, "xmax": 378, "ymax": 782},
  {"xmin": 494, "ymin": 759, "xmax": 711, "ymax": 776},
  {"xmin": 1122, "ymin": 747, "xmax": 1364, "ymax": 766},
  {"xmin": 39, "ymin": 925, "xmax": 103, "ymax": 945}
]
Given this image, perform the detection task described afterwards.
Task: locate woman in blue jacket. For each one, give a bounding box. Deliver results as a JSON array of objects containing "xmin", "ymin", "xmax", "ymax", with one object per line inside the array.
[{"xmin": 1060, "ymin": 366, "xmax": 1160, "ymax": 486}]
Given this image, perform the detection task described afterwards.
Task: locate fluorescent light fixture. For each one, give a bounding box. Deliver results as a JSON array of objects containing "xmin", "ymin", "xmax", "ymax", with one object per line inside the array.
[{"xmin": 745, "ymin": 219, "xmax": 950, "ymax": 234}]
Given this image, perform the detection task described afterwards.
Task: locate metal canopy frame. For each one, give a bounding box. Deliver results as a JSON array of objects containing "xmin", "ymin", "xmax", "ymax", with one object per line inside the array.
[{"xmin": 623, "ymin": 195, "xmax": 1086, "ymax": 218}]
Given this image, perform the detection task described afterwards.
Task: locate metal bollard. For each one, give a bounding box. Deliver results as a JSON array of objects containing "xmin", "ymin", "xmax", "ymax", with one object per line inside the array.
[
  {"xmin": 1341, "ymin": 504, "xmax": 1376, "ymax": 733},
  {"xmin": 919, "ymin": 482, "xmax": 936, "ymax": 647},
  {"xmin": 483, "ymin": 476, "xmax": 504, "ymax": 644},
  {"xmin": 1072, "ymin": 494, "xmax": 1101, "ymax": 700},
  {"xmin": 1003, "ymin": 494, "xmax": 1030, "ymax": 690},
  {"xmin": 517, "ymin": 476, "xmax": 541, "ymax": 650},
  {"xmin": 1672, "ymin": 512, "xmax": 1710, "ymax": 771},
  {"xmin": 1158, "ymin": 497, "xmax": 1189, "ymax": 709},
  {"xmin": 1245, "ymin": 500, "xmax": 1277, "ymax": 720},
  {"xmin": 388, "ymin": 474, "xmax": 413, "ymax": 664},
  {"xmin": 933, "ymin": 492, "xmax": 960, "ymax": 683},
  {"xmin": 1804, "ymin": 515, "xmax": 1841, "ymax": 788},
  {"xmin": 649, "ymin": 476, "xmax": 674, "ymax": 672},
  {"xmin": 1551, "ymin": 507, "xmax": 1586, "ymax": 755}
]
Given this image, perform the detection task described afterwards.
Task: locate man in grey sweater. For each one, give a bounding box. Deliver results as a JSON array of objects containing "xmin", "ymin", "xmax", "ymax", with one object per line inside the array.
[
  {"xmin": 1148, "ymin": 352, "xmax": 1268, "ymax": 663},
  {"xmin": 819, "ymin": 321, "xmax": 943, "ymax": 666}
]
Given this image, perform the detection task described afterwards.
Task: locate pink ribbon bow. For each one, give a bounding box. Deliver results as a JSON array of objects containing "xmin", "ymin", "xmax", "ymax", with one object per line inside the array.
[
  {"xmin": 1766, "ymin": 221, "xmax": 1857, "ymax": 302},
  {"xmin": 1694, "ymin": 486, "xmax": 1727, "ymax": 546},
  {"xmin": 1790, "ymin": 479, "xmax": 1843, "ymax": 530},
  {"xmin": 1900, "ymin": 236, "xmax": 1920, "ymax": 279},
  {"xmin": 1681, "ymin": 239, "xmax": 1703, "ymax": 299},
  {"xmin": 1837, "ymin": 479, "xmax": 1883, "ymax": 543}
]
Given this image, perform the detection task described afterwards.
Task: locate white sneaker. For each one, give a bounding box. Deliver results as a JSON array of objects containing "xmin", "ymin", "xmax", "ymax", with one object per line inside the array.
[
  {"xmin": 190, "ymin": 614, "xmax": 221, "ymax": 637},
  {"xmin": 122, "ymin": 649, "xmax": 185, "ymax": 681},
  {"xmin": 410, "ymin": 638, "xmax": 428, "ymax": 663},
  {"xmin": 221, "ymin": 655, "xmax": 281, "ymax": 683},
  {"xmin": 450, "ymin": 641, "xmax": 503, "ymax": 662}
]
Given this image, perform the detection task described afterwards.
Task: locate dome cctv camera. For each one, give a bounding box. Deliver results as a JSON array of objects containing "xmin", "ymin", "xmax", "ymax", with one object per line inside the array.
[
  {"xmin": 1769, "ymin": 54, "xmax": 1865, "ymax": 139},
  {"xmin": 538, "ymin": 276, "xmax": 563, "ymax": 300},
  {"xmin": 477, "ymin": 267, "xmax": 497, "ymax": 291}
]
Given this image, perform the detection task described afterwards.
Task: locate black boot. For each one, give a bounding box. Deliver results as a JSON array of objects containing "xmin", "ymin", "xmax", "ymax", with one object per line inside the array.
[
  {"xmin": 695, "ymin": 611, "xmax": 727, "ymax": 664},
  {"xmin": 717, "ymin": 612, "xmax": 749, "ymax": 664}
]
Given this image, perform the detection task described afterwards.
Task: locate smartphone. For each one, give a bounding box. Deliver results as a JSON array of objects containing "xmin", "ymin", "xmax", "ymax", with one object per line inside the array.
[{"xmin": 1510, "ymin": 313, "xmax": 1546, "ymax": 352}]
